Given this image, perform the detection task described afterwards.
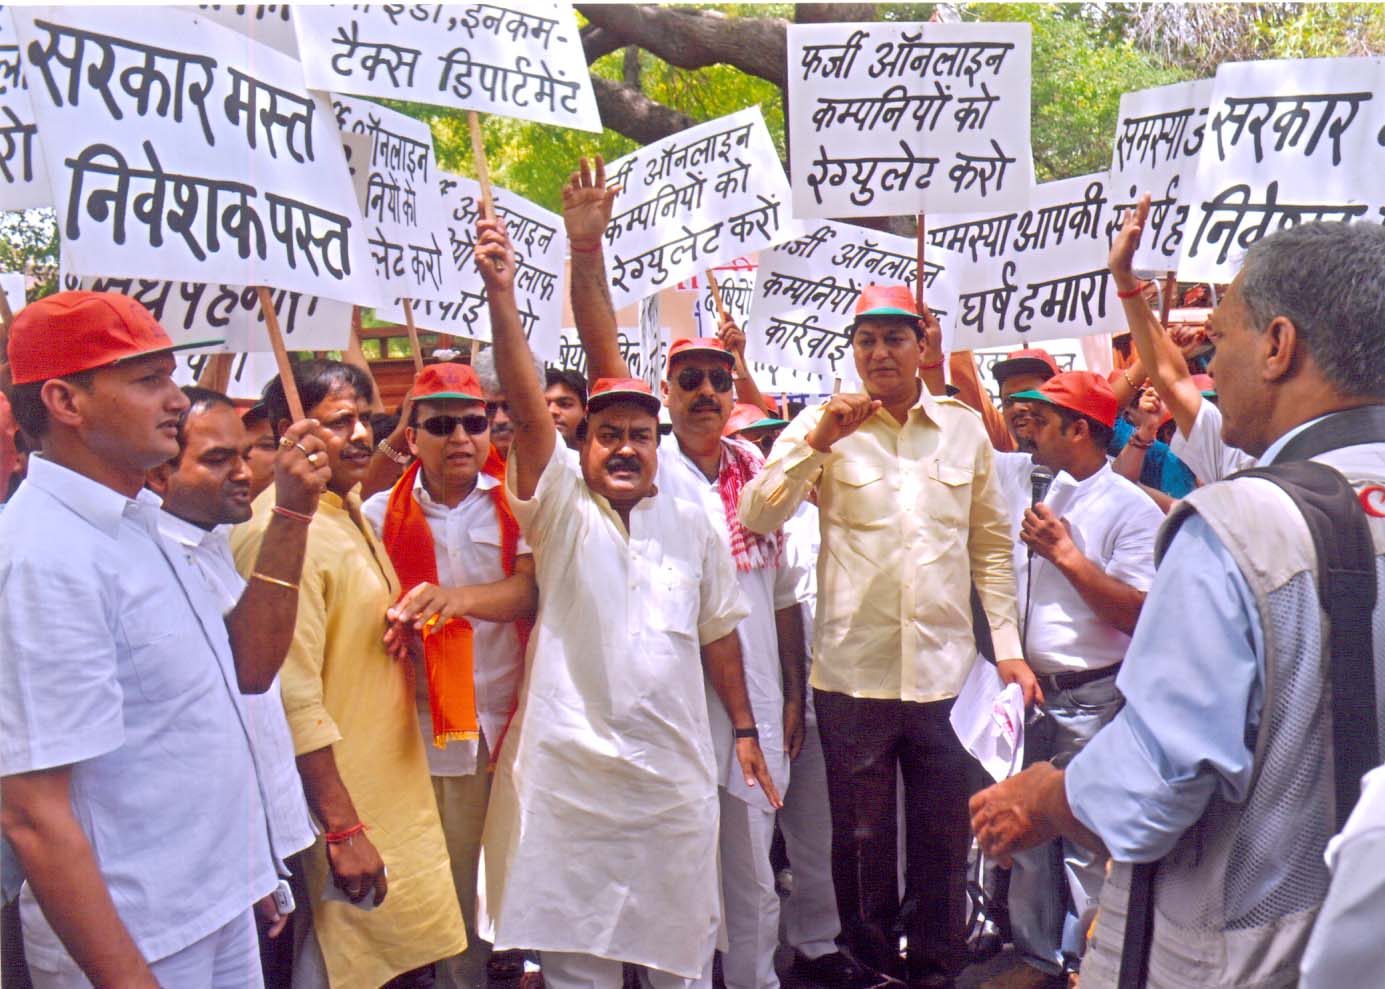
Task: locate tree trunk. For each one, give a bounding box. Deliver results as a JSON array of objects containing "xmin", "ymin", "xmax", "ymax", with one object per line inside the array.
[
  {"xmin": 591, "ymin": 76, "xmax": 696, "ymax": 145},
  {"xmin": 578, "ymin": 4, "xmax": 789, "ymax": 87}
]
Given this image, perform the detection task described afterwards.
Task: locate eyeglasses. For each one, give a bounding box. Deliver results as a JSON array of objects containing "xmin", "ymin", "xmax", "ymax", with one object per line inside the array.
[
  {"xmin": 675, "ymin": 366, "xmax": 734, "ymax": 393},
  {"xmin": 486, "ymin": 400, "xmax": 509, "ymax": 417},
  {"xmin": 419, "ymin": 414, "xmax": 490, "ymax": 437}
]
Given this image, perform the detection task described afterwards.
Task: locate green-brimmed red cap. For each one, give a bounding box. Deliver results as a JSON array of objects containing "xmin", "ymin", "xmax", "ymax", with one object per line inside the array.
[
  {"xmin": 851, "ymin": 284, "xmax": 922, "ymax": 326},
  {"xmin": 411, "ymin": 363, "xmax": 485, "ymax": 403},
  {"xmin": 1010, "ymin": 370, "xmax": 1118, "ymax": 429},
  {"xmin": 588, "ymin": 376, "xmax": 661, "ymax": 416},
  {"xmin": 1192, "ymin": 373, "xmax": 1216, "ymax": 399},
  {"xmin": 7, "ymin": 290, "xmax": 221, "ymax": 385},
  {"xmin": 724, "ymin": 401, "xmax": 788, "ymax": 437}
]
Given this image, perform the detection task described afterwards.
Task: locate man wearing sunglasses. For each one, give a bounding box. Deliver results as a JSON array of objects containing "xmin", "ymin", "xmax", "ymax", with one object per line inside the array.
[{"xmin": 362, "ymin": 362, "xmax": 537, "ymax": 989}]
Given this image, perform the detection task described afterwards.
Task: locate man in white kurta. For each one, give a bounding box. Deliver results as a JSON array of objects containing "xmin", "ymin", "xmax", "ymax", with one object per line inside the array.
[{"xmin": 483, "ymin": 426, "xmax": 749, "ymax": 984}]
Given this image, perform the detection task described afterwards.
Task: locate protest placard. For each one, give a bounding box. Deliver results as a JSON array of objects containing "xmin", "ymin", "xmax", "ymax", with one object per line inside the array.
[
  {"xmin": 1109, "ymin": 78, "xmax": 1213, "ymax": 273},
  {"xmin": 376, "ymin": 170, "xmax": 564, "ymax": 349},
  {"xmin": 294, "ymin": 3, "xmax": 599, "ymax": 132},
  {"xmin": 0, "ymin": 8, "xmax": 48, "ymax": 210},
  {"xmin": 927, "ymin": 172, "xmax": 1120, "ymax": 349},
  {"xmin": 0, "ymin": 271, "xmax": 22, "ymax": 314},
  {"xmin": 332, "ymin": 94, "xmax": 469, "ymax": 306},
  {"xmin": 787, "ymin": 20, "xmax": 1032, "ymax": 217},
  {"xmin": 602, "ymin": 106, "xmax": 798, "ymax": 311},
  {"xmin": 748, "ymin": 221, "xmax": 961, "ymax": 381},
  {"xmin": 676, "ymin": 262, "xmax": 830, "ymax": 395},
  {"xmin": 191, "ymin": 4, "xmax": 300, "ymax": 57},
  {"xmin": 15, "ymin": 6, "xmax": 383, "ymax": 307},
  {"xmin": 60, "ymin": 271, "xmax": 352, "ymax": 352},
  {"xmin": 1177, "ymin": 57, "xmax": 1385, "ymax": 283},
  {"xmin": 553, "ymin": 325, "xmax": 657, "ymax": 381},
  {"xmin": 172, "ymin": 349, "xmax": 282, "ymax": 399}
]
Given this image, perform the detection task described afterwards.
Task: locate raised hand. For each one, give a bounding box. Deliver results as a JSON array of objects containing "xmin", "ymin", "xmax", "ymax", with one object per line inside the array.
[
  {"xmin": 920, "ymin": 303, "xmax": 944, "ymax": 368},
  {"xmin": 562, "ymin": 155, "xmax": 619, "ymax": 245},
  {"xmin": 1108, "ymin": 192, "xmax": 1151, "ymax": 291},
  {"xmin": 717, "ymin": 315, "xmax": 746, "ymax": 358},
  {"xmin": 474, "ymin": 217, "xmax": 516, "ymax": 293},
  {"xmin": 273, "ymin": 418, "xmax": 331, "ymax": 517},
  {"xmin": 806, "ymin": 393, "xmax": 882, "ymax": 452}
]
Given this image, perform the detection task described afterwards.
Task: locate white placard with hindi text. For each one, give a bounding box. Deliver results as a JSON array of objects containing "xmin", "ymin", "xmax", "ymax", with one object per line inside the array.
[
  {"xmin": 602, "ymin": 106, "xmax": 799, "ymax": 311},
  {"xmin": 1109, "ymin": 78, "xmax": 1213, "ymax": 274},
  {"xmin": 172, "ymin": 349, "xmax": 282, "ymax": 400},
  {"xmin": 1, "ymin": 271, "xmax": 22, "ymax": 313},
  {"xmin": 60, "ymin": 272, "xmax": 352, "ymax": 353},
  {"xmin": 332, "ymin": 94, "xmax": 465, "ymax": 306},
  {"xmin": 294, "ymin": 3, "xmax": 599, "ymax": 132},
  {"xmin": 553, "ymin": 326, "xmax": 659, "ymax": 382},
  {"xmin": 927, "ymin": 173, "xmax": 1122, "ymax": 350},
  {"xmin": 677, "ymin": 263, "xmax": 830, "ymax": 396},
  {"xmin": 0, "ymin": 8, "xmax": 49, "ymax": 209},
  {"xmin": 16, "ymin": 6, "xmax": 383, "ymax": 308},
  {"xmin": 1177, "ymin": 57, "xmax": 1385, "ymax": 284},
  {"xmin": 788, "ymin": 20, "xmax": 1032, "ymax": 218},
  {"xmin": 376, "ymin": 171, "xmax": 565, "ymax": 350},
  {"xmin": 748, "ymin": 221, "xmax": 961, "ymax": 381}
]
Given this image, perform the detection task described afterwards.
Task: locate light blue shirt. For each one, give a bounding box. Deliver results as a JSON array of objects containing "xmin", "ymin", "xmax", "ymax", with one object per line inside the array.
[
  {"xmin": 1065, "ymin": 419, "xmax": 1378, "ymax": 861},
  {"xmin": 0, "ymin": 457, "xmax": 276, "ymax": 961}
]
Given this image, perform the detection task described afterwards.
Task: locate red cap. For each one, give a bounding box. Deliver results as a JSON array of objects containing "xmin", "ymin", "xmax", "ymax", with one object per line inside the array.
[
  {"xmin": 992, "ymin": 348, "xmax": 1060, "ymax": 386},
  {"xmin": 411, "ymin": 363, "xmax": 485, "ymax": 403},
  {"xmin": 7, "ymin": 290, "xmax": 221, "ymax": 386},
  {"xmin": 723, "ymin": 402, "xmax": 789, "ymax": 437},
  {"xmin": 666, "ymin": 337, "xmax": 734, "ymax": 373},
  {"xmin": 1010, "ymin": 371, "xmax": 1118, "ymax": 429},
  {"xmin": 587, "ymin": 377, "xmax": 661, "ymax": 416},
  {"xmin": 851, "ymin": 284, "xmax": 922, "ymax": 326},
  {"xmin": 1191, "ymin": 373, "xmax": 1216, "ymax": 397}
]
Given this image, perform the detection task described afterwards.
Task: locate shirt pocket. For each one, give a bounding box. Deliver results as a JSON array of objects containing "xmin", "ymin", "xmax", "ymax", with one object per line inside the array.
[
  {"xmin": 118, "ymin": 599, "xmax": 209, "ymax": 703},
  {"xmin": 926, "ymin": 459, "xmax": 974, "ymax": 526},
  {"xmin": 826, "ymin": 462, "xmax": 893, "ymax": 528},
  {"xmin": 648, "ymin": 560, "xmax": 700, "ymax": 642}
]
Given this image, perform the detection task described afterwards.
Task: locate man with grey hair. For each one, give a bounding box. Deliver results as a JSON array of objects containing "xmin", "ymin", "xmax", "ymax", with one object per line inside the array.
[
  {"xmin": 969, "ymin": 200, "xmax": 1385, "ymax": 988},
  {"xmin": 471, "ymin": 348, "xmax": 544, "ymax": 469}
]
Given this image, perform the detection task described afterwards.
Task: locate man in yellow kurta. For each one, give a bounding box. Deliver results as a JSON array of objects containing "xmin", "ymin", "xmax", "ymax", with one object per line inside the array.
[{"xmin": 232, "ymin": 359, "xmax": 465, "ymax": 989}]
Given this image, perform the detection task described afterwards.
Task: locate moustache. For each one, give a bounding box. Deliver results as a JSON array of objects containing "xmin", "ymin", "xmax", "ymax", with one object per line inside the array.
[
  {"xmin": 605, "ymin": 456, "xmax": 642, "ymax": 475},
  {"xmin": 691, "ymin": 398, "xmax": 721, "ymax": 412},
  {"xmin": 345, "ymin": 442, "xmax": 372, "ymax": 458}
]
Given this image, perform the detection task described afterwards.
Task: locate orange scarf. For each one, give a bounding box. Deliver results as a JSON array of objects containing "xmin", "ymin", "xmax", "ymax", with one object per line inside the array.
[{"xmin": 381, "ymin": 455, "xmax": 527, "ymax": 753}]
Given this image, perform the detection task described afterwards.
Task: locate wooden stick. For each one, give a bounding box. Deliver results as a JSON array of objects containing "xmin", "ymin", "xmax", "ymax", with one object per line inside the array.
[
  {"xmin": 196, "ymin": 352, "xmax": 232, "ymax": 392},
  {"xmin": 832, "ymin": 377, "xmax": 842, "ymax": 394},
  {"xmin": 0, "ymin": 284, "xmax": 14, "ymax": 329},
  {"xmin": 1160, "ymin": 271, "xmax": 1176, "ymax": 327},
  {"xmin": 468, "ymin": 111, "xmax": 495, "ymax": 220},
  {"xmin": 915, "ymin": 213, "xmax": 927, "ymax": 309},
  {"xmin": 401, "ymin": 298, "xmax": 425, "ymax": 373},
  {"xmin": 256, "ymin": 286, "xmax": 304, "ymax": 422},
  {"xmin": 470, "ymin": 338, "xmax": 482, "ymax": 362},
  {"xmin": 705, "ymin": 268, "xmax": 729, "ymax": 325}
]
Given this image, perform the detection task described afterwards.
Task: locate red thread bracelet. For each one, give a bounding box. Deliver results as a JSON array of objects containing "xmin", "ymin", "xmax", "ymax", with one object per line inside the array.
[
  {"xmin": 1116, "ymin": 284, "xmax": 1146, "ymax": 300},
  {"xmin": 272, "ymin": 505, "xmax": 314, "ymax": 524},
  {"xmin": 920, "ymin": 358, "xmax": 944, "ymax": 370},
  {"xmin": 324, "ymin": 822, "xmax": 367, "ymax": 844},
  {"xmin": 570, "ymin": 239, "xmax": 603, "ymax": 254}
]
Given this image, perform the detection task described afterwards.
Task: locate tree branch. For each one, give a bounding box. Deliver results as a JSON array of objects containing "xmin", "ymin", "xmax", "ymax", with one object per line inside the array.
[
  {"xmin": 580, "ymin": 23, "xmax": 624, "ymax": 64},
  {"xmin": 577, "ymin": 4, "xmax": 789, "ymax": 88},
  {"xmin": 591, "ymin": 76, "xmax": 697, "ymax": 146}
]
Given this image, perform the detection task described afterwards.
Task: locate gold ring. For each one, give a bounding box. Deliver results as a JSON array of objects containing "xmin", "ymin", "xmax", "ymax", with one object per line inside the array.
[
  {"xmin": 279, "ymin": 435, "xmax": 295, "ymax": 449},
  {"xmin": 307, "ymin": 451, "xmax": 323, "ymax": 466},
  {"xmin": 293, "ymin": 442, "xmax": 311, "ymax": 458}
]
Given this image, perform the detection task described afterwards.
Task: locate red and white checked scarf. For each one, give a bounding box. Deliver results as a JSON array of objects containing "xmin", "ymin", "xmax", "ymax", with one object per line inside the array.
[{"xmin": 718, "ymin": 437, "xmax": 782, "ymax": 572}]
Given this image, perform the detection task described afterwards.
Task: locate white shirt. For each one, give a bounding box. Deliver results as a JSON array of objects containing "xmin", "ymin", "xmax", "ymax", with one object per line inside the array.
[
  {"xmin": 995, "ymin": 454, "xmax": 1161, "ymax": 675},
  {"xmin": 156, "ymin": 510, "xmax": 316, "ymax": 869},
  {"xmin": 483, "ymin": 445, "xmax": 749, "ymax": 978},
  {"xmin": 657, "ymin": 433, "xmax": 799, "ymax": 809},
  {"xmin": 1169, "ymin": 400, "xmax": 1254, "ymax": 484},
  {"xmin": 363, "ymin": 472, "xmax": 530, "ymax": 777},
  {"xmin": 782, "ymin": 502, "xmax": 821, "ymax": 727},
  {"xmin": 0, "ymin": 457, "xmax": 275, "ymax": 962}
]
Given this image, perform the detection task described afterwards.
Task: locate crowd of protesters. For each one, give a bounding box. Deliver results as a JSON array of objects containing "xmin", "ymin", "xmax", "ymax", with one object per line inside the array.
[{"xmin": 1, "ymin": 164, "xmax": 1383, "ymax": 989}]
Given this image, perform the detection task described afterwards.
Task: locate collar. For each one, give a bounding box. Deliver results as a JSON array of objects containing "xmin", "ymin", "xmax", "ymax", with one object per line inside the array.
[
  {"xmin": 860, "ymin": 381, "xmax": 938, "ymax": 427},
  {"xmin": 1258, "ymin": 414, "xmax": 1334, "ymax": 466},
  {"xmin": 413, "ymin": 467, "xmax": 499, "ymax": 508},
  {"xmin": 24, "ymin": 455, "xmax": 160, "ymax": 540},
  {"xmin": 157, "ymin": 508, "xmax": 218, "ymax": 550}
]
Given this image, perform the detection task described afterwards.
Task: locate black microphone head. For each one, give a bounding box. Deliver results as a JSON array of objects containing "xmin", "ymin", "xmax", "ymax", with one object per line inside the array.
[{"xmin": 1030, "ymin": 465, "xmax": 1055, "ymax": 506}]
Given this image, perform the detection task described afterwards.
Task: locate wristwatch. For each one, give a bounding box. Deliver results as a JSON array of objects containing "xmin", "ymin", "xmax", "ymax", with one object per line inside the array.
[
  {"xmin": 376, "ymin": 437, "xmax": 412, "ymax": 466},
  {"xmin": 733, "ymin": 727, "xmax": 760, "ymax": 741}
]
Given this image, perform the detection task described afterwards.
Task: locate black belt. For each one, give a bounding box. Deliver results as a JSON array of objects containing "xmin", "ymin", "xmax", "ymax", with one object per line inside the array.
[{"xmin": 1035, "ymin": 663, "xmax": 1120, "ymax": 696}]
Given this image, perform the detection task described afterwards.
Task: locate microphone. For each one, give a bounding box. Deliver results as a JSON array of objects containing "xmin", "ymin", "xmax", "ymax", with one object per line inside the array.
[
  {"xmin": 1027, "ymin": 465, "xmax": 1055, "ymax": 560},
  {"xmin": 1030, "ymin": 465, "xmax": 1055, "ymax": 509}
]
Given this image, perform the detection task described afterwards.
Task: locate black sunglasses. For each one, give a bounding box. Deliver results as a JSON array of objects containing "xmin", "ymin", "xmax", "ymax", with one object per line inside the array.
[
  {"xmin": 486, "ymin": 400, "xmax": 509, "ymax": 416},
  {"xmin": 675, "ymin": 366, "xmax": 734, "ymax": 393},
  {"xmin": 420, "ymin": 414, "xmax": 490, "ymax": 437}
]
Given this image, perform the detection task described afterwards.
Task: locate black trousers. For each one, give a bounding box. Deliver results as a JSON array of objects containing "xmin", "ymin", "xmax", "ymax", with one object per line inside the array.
[{"xmin": 814, "ymin": 690, "xmax": 972, "ymax": 980}]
